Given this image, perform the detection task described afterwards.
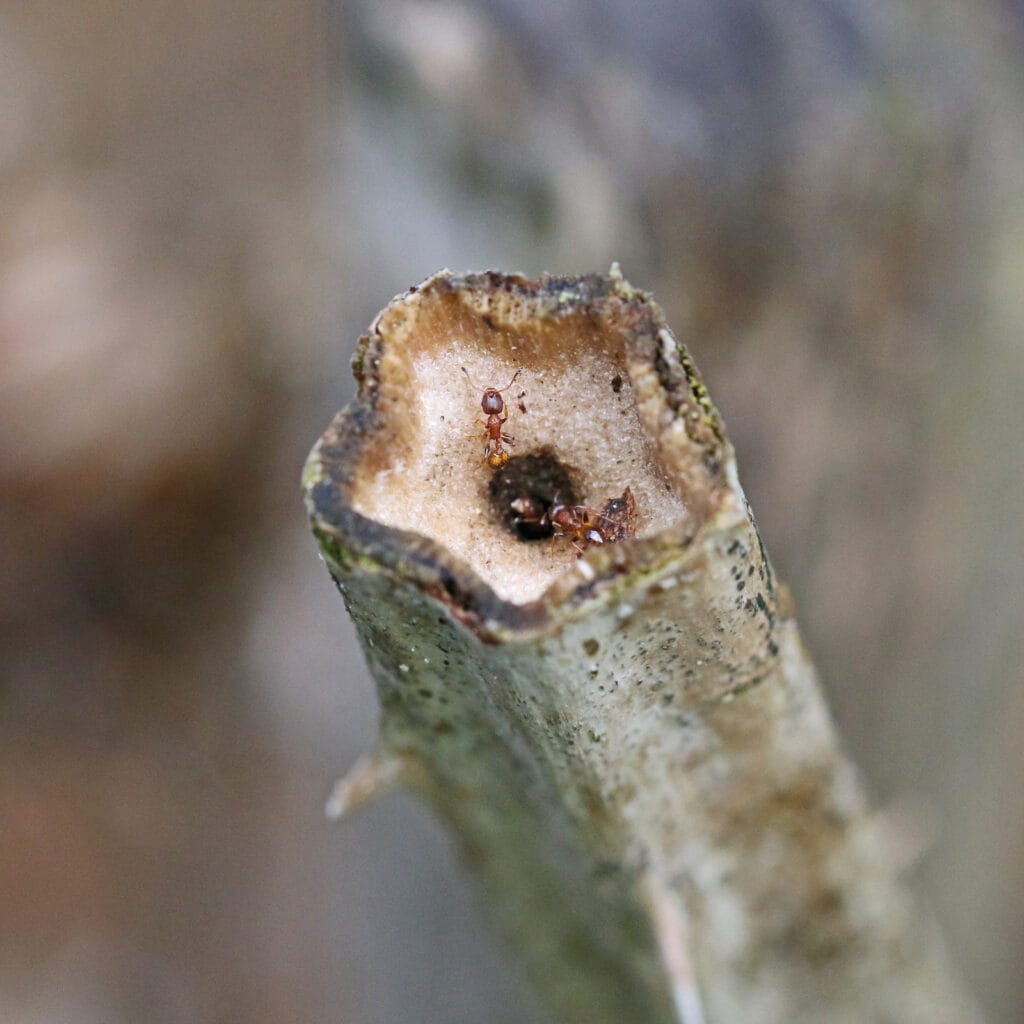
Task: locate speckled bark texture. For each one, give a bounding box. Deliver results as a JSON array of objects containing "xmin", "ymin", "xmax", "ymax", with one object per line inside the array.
[{"xmin": 304, "ymin": 269, "xmax": 983, "ymax": 1024}]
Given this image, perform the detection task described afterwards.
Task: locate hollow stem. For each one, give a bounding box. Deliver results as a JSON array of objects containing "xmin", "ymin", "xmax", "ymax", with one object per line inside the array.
[{"xmin": 305, "ymin": 268, "xmax": 983, "ymax": 1024}]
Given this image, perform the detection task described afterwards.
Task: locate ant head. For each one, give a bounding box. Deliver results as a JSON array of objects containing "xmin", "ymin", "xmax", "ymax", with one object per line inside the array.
[
  {"xmin": 462, "ymin": 366, "xmax": 522, "ymax": 412},
  {"xmin": 480, "ymin": 388, "xmax": 504, "ymax": 414}
]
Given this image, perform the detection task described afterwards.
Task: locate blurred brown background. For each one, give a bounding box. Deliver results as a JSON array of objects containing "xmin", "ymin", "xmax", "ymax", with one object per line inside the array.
[{"xmin": 1, "ymin": 2, "xmax": 1021, "ymax": 1022}]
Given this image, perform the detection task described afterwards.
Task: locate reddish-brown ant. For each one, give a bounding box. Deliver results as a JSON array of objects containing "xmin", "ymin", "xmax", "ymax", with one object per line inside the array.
[
  {"xmin": 547, "ymin": 501, "xmax": 609, "ymax": 554},
  {"xmin": 512, "ymin": 487, "xmax": 638, "ymax": 555},
  {"xmin": 462, "ymin": 366, "xmax": 522, "ymax": 469}
]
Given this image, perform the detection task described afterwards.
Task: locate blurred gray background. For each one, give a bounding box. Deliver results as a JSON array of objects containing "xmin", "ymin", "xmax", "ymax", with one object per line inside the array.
[{"xmin": 1, "ymin": 2, "xmax": 1021, "ymax": 1022}]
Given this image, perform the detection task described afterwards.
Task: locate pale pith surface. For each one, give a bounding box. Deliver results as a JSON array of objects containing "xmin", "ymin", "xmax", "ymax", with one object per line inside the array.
[{"xmin": 352, "ymin": 287, "xmax": 691, "ymax": 602}]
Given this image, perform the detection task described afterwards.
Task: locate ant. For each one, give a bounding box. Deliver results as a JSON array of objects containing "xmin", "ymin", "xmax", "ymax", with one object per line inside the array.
[
  {"xmin": 511, "ymin": 487, "xmax": 638, "ymax": 555},
  {"xmin": 462, "ymin": 366, "xmax": 522, "ymax": 469},
  {"xmin": 547, "ymin": 500, "xmax": 611, "ymax": 554}
]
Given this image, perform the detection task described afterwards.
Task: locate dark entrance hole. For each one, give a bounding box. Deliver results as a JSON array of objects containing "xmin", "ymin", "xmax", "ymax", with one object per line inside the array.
[{"xmin": 487, "ymin": 449, "xmax": 580, "ymax": 541}]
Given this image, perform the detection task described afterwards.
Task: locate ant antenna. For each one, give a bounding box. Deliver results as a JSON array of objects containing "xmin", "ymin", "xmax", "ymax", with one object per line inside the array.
[
  {"xmin": 497, "ymin": 368, "xmax": 523, "ymax": 393},
  {"xmin": 461, "ymin": 366, "xmax": 523, "ymax": 392}
]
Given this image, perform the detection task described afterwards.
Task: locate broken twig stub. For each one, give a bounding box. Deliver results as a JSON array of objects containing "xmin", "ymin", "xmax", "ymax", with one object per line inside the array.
[{"xmin": 305, "ymin": 269, "xmax": 983, "ymax": 1024}]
